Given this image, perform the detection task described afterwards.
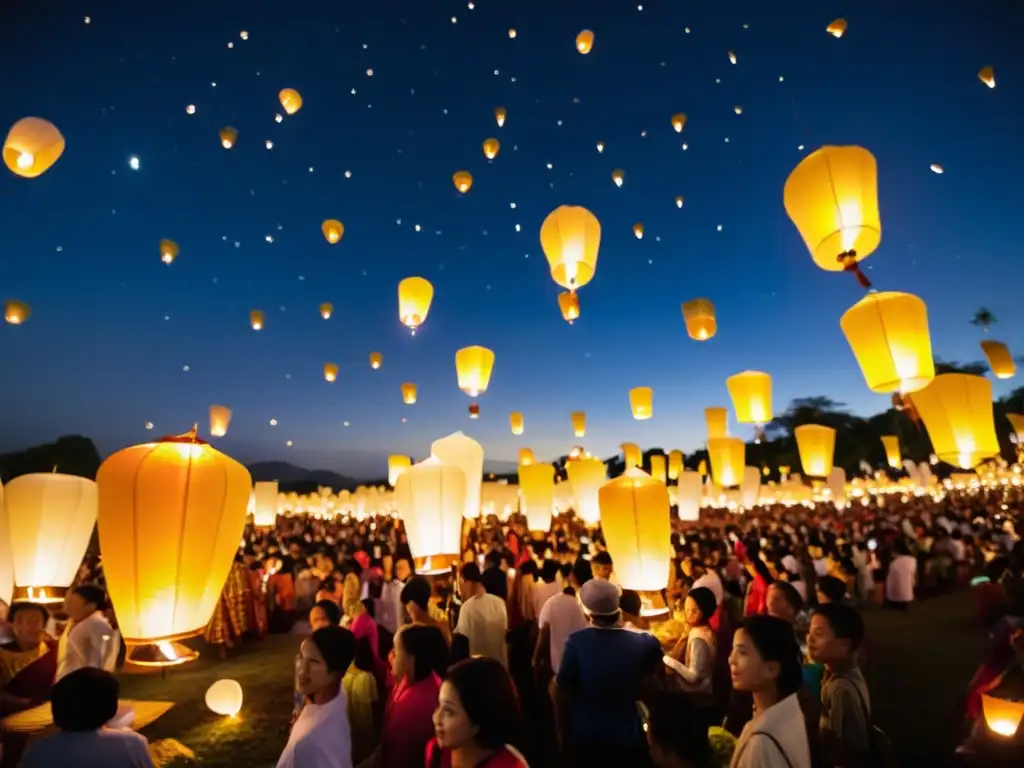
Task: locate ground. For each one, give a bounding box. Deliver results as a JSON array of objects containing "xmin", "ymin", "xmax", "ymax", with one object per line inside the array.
[{"xmin": 118, "ymin": 590, "xmax": 986, "ymax": 767}]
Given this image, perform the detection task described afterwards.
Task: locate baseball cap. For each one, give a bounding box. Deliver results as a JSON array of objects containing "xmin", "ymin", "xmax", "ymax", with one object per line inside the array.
[{"xmin": 580, "ymin": 578, "xmax": 620, "ymax": 616}]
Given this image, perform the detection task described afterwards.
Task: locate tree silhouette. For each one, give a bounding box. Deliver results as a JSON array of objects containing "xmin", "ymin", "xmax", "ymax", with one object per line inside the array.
[
  {"xmin": 934, "ymin": 358, "xmax": 988, "ymax": 376},
  {"xmin": 971, "ymin": 307, "xmax": 997, "ymax": 333}
]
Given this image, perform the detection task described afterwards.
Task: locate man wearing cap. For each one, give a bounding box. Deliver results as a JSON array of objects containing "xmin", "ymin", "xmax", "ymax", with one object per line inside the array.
[{"xmin": 554, "ymin": 578, "xmax": 662, "ymax": 766}]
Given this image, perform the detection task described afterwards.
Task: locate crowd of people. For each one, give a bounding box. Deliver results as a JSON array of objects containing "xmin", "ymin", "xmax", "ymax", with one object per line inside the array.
[{"xmin": 2, "ymin": 483, "xmax": 1024, "ymax": 767}]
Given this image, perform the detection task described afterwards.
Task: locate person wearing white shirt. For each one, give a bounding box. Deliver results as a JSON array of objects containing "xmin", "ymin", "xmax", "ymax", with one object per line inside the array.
[
  {"xmin": 885, "ymin": 540, "xmax": 917, "ymax": 611},
  {"xmin": 531, "ymin": 560, "xmax": 563, "ymax": 617},
  {"xmin": 57, "ymin": 585, "xmax": 118, "ymax": 683},
  {"xmin": 454, "ymin": 563, "xmax": 508, "ymax": 668}
]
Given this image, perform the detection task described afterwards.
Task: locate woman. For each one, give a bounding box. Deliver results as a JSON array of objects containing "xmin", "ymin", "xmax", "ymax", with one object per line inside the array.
[
  {"xmin": 381, "ymin": 624, "xmax": 448, "ymax": 767},
  {"xmin": 344, "ymin": 635, "xmax": 381, "ymax": 766},
  {"xmin": 743, "ymin": 551, "xmax": 774, "ymax": 617},
  {"xmin": 351, "ymin": 598, "xmax": 387, "ymax": 694},
  {"xmin": 427, "ymin": 657, "xmax": 528, "ymax": 767},
  {"xmin": 277, "ymin": 625, "xmax": 356, "ymax": 768},
  {"xmin": 664, "ymin": 587, "xmax": 717, "ymax": 696},
  {"xmin": 728, "ymin": 616, "xmax": 811, "ymax": 768}
]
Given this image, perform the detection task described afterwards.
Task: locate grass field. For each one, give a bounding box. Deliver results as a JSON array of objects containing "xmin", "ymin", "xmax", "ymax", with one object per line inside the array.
[{"xmin": 118, "ymin": 589, "xmax": 986, "ymax": 767}]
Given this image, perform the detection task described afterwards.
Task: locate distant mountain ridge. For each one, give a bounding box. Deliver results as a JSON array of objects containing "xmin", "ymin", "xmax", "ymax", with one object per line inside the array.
[{"xmin": 246, "ymin": 461, "xmax": 359, "ymax": 489}]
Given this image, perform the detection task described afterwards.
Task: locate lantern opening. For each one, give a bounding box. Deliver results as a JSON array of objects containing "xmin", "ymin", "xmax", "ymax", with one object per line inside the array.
[
  {"xmin": 16, "ymin": 152, "xmax": 33, "ymax": 169},
  {"xmin": 12, "ymin": 586, "xmax": 67, "ymax": 605},
  {"xmin": 126, "ymin": 639, "xmax": 199, "ymax": 668}
]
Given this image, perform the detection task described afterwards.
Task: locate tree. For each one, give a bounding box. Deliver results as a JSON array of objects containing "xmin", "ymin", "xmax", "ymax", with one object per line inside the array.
[
  {"xmin": 971, "ymin": 307, "xmax": 997, "ymax": 333},
  {"xmin": 934, "ymin": 358, "xmax": 988, "ymax": 376}
]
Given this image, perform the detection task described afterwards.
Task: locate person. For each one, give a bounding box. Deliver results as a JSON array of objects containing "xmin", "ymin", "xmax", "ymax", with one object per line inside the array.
[
  {"xmin": 885, "ymin": 539, "xmax": 916, "ymax": 611},
  {"xmin": 205, "ymin": 555, "xmax": 253, "ymax": 657},
  {"xmin": 18, "ymin": 668, "xmax": 154, "ymax": 767},
  {"xmin": 481, "ymin": 550, "xmax": 510, "ymax": 601},
  {"xmin": 807, "ymin": 604, "xmax": 871, "ymax": 767},
  {"xmin": 534, "ymin": 582, "xmax": 587, "ymax": 678},
  {"xmin": 0, "ymin": 602, "xmax": 57, "ymax": 714},
  {"xmin": 454, "ymin": 563, "xmax": 508, "ymax": 668},
  {"xmin": 766, "ymin": 582, "xmax": 803, "ymax": 626},
  {"xmin": 728, "ymin": 615, "xmax": 811, "ymax": 768},
  {"xmin": 427, "ymin": 657, "xmax": 529, "ymax": 767},
  {"xmin": 664, "ymin": 586, "xmax": 717, "ymax": 696},
  {"xmin": 646, "ymin": 692, "xmax": 715, "ymax": 768},
  {"xmin": 531, "ymin": 560, "xmax": 562, "ymax": 617},
  {"xmin": 401, "ymin": 577, "xmax": 452, "ymax": 645},
  {"xmin": 56, "ymin": 585, "xmax": 117, "ymax": 682},
  {"xmin": 277, "ymin": 625, "xmax": 356, "ymax": 768},
  {"xmin": 294, "ymin": 600, "xmax": 344, "ymax": 723},
  {"xmin": 350, "ymin": 598, "xmax": 387, "ymax": 693},
  {"xmin": 743, "ymin": 550, "xmax": 774, "ymax": 617},
  {"xmin": 555, "ymin": 578, "xmax": 662, "ymax": 765},
  {"xmin": 591, "ymin": 551, "xmax": 617, "ymax": 584},
  {"xmin": 620, "ymin": 590, "xmax": 650, "ymax": 632},
  {"xmin": 344, "ymin": 635, "xmax": 381, "ymax": 766},
  {"xmin": 381, "ymin": 624, "xmax": 448, "ymax": 767},
  {"xmin": 815, "ymin": 575, "xmax": 847, "ymax": 606}
]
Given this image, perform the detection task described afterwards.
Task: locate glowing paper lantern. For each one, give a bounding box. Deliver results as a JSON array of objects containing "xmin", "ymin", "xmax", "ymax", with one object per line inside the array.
[
  {"xmin": 319, "ymin": 302, "xmax": 333, "ymax": 319},
  {"xmin": 633, "ymin": 222, "xmax": 644, "ymax": 240},
  {"xmin": 982, "ymin": 691, "xmax": 1024, "ymax": 737},
  {"xmin": 630, "ymin": 387, "xmax": 653, "ymax": 420},
  {"xmin": 978, "ymin": 66, "xmax": 996, "ymax": 89},
  {"xmin": 741, "ymin": 467, "xmax": 761, "ymax": 508},
  {"xmin": 981, "ymin": 340, "xmax": 1015, "ymax": 379},
  {"xmin": 453, "ymin": 170, "xmax": 473, "ymax": 193},
  {"xmin": 622, "ymin": 443, "xmax": 641, "ymax": 469},
  {"xmin": 159, "ymin": 239, "xmax": 180, "ymax": 265},
  {"xmin": 208, "ymin": 405, "xmax": 232, "ymax": 438},
  {"xmin": 2, "ymin": 473, "xmax": 97, "ymax": 604},
  {"xmin": 401, "ymin": 382, "xmax": 418, "ymax": 404},
  {"xmin": 510, "ymin": 412, "xmax": 524, "ymax": 435},
  {"xmin": 707, "ymin": 437, "xmax": 745, "ymax": 487},
  {"xmin": 682, "ymin": 299, "xmax": 716, "ymax": 341},
  {"xmin": 558, "ymin": 291, "xmax": 580, "ymax": 324},
  {"xmin": 206, "ymin": 679, "xmax": 244, "ymax": 717},
  {"xmin": 252, "ymin": 481, "xmax": 278, "ymax": 527},
  {"xmin": 96, "ymin": 429, "xmax": 250, "ymax": 665},
  {"xmin": 494, "ymin": 107, "xmax": 507, "ymax": 127},
  {"xmin": 394, "ymin": 457, "xmax": 466, "ymax": 574},
  {"xmin": 650, "ymin": 455, "xmax": 667, "ymax": 483},
  {"xmin": 611, "ymin": 169, "xmax": 624, "ymax": 187},
  {"xmin": 783, "ymin": 146, "xmax": 881, "ymax": 284},
  {"xmin": 881, "ymin": 435, "xmax": 902, "ymax": 469},
  {"xmin": 279, "ymin": 88, "xmax": 303, "ymax": 115},
  {"xmin": 482, "ymin": 138, "xmax": 500, "ymax": 160},
  {"xmin": 249, "ymin": 310, "xmax": 264, "ymax": 330},
  {"xmin": 676, "ymin": 471, "xmax": 702, "ymax": 521},
  {"xmin": 571, "ymin": 411, "xmax": 586, "ymax": 437},
  {"xmin": 794, "ymin": 424, "xmax": 837, "ymax": 478},
  {"xmin": 518, "ymin": 462, "xmax": 555, "ymax": 533},
  {"xmin": 369, "ymin": 352, "xmax": 383, "ymax": 370},
  {"xmin": 455, "ymin": 346, "xmax": 495, "ymax": 396},
  {"xmin": 219, "ymin": 127, "xmax": 238, "ymax": 149},
  {"xmin": 431, "ymin": 432, "xmax": 484, "ymax": 520},
  {"xmin": 3, "ymin": 117, "xmax": 65, "ymax": 178},
  {"xmin": 705, "ymin": 407, "xmax": 729, "ymax": 439},
  {"xmin": 540, "ymin": 205, "xmax": 601, "ymax": 292},
  {"xmin": 519, "ymin": 448, "xmax": 534, "ymax": 465},
  {"xmin": 596, "ymin": 141, "xmax": 605, "ymax": 153},
  {"xmin": 671, "ymin": 113, "xmax": 687, "ymax": 133},
  {"xmin": 727, "ymin": 371, "xmax": 773, "ymax": 425},
  {"xmin": 912, "ymin": 374, "xmax": 999, "ymax": 469},
  {"xmin": 1005, "ymin": 414, "xmax": 1024, "ymax": 441},
  {"xmin": 398, "ymin": 277, "xmax": 434, "ymax": 333},
  {"xmin": 675, "ymin": 196, "xmax": 684, "ymax": 209},
  {"xmin": 388, "ymin": 455, "xmax": 411, "ymax": 487},
  {"xmin": 4, "ymin": 300, "xmax": 30, "ymax": 325},
  {"xmin": 0, "ymin": 484, "xmax": 11, "ymax": 606},
  {"xmin": 576, "ymin": 30, "xmax": 594, "ymax": 53},
  {"xmin": 324, "ymin": 362, "xmax": 339, "ymax": 382},
  {"xmin": 826, "ymin": 18, "xmax": 847, "ymax": 37},
  {"xmin": 321, "ymin": 220, "xmax": 344, "ymax": 244},
  {"xmin": 668, "ymin": 450, "xmax": 684, "ymax": 480},
  {"xmin": 566, "ymin": 456, "xmax": 605, "ymax": 526}
]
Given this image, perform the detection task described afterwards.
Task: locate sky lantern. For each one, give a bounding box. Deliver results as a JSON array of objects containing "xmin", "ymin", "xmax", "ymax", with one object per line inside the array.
[
  {"xmin": 794, "ymin": 424, "xmax": 837, "ymax": 478},
  {"xmin": 431, "ymin": 432, "xmax": 484, "ymax": 520},
  {"xmin": 912, "ymin": 374, "xmax": 999, "ymax": 469},
  {"xmin": 208, "ymin": 405, "xmax": 232, "ymax": 438},
  {"xmin": 783, "ymin": 145, "xmax": 881, "ymax": 287},
  {"xmin": 705, "ymin": 407, "xmax": 728, "ymax": 439},
  {"xmin": 675, "ymin": 196, "xmax": 684, "ymax": 209},
  {"xmin": 482, "ymin": 138, "xmax": 500, "ymax": 160},
  {"xmin": 519, "ymin": 448, "xmax": 534, "ymax": 465},
  {"xmin": 324, "ymin": 362, "xmax": 339, "ymax": 382},
  {"xmin": 668, "ymin": 450, "xmax": 684, "ymax": 480},
  {"xmin": 252, "ymin": 481, "xmax": 278, "ymax": 527},
  {"xmin": 566, "ymin": 456, "xmax": 605, "ymax": 526},
  {"xmin": 930, "ymin": 164, "xmax": 944, "ymax": 174},
  {"xmin": 394, "ymin": 456, "xmax": 465, "ymax": 574},
  {"xmin": 708, "ymin": 437, "xmax": 745, "ymax": 487},
  {"xmin": 630, "ymin": 387, "xmax": 653, "ymax": 420},
  {"xmin": 494, "ymin": 107, "xmax": 507, "ymax": 127},
  {"xmin": 455, "ymin": 346, "xmax": 495, "ymax": 396},
  {"xmin": 982, "ymin": 690, "xmax": 1024, "ymax": 738},
  {"xmin": 453, "ymin": 170, "xmax": 473, "ymax": 193},
  {"xmin": 519, "ymin": 462, "xmax": 555, "ymax": 533},
  {"xmin": 249, "ymin": 310, "xmax": 265, "ymax": 330},
  {"xmin": 388, "ymin": 455, "xmax": 411, "ymax": 487},
  {"xmin": 727, "ymin": 371, "xmax": 773, "ymax": 428},
  {"xmin": 697, "ymin": 459, "xmax": 708, "ymax": 476},
  {"xmin": 219, "ymin": 126, "xmax": 238, "ymax": 149},
  {"xmin": 840, "ymin": 291, "xmax": 934, "ymax": 394},
  {"xmin": 510, "ymin": 411, "xmax": 524, "ymax": 435},
  {"xmin": 558, "ymin": 291, "xmax": 580, "ymax": 324},
  {"xmin": 401, "ymin": 382, "xmax": 418, "ymax": 404},
  {"xmin": 978, "ymin": 66, "xmax": 996, "ymax": 88},
  {"xmin": 611, "ymin": 168, "xmax": 624, "ymax": 187},
  {"xmin": 160, "ymin": 239, "xmax": 180, "ymax": 265},
  {"xmin": 369, "ymin": 352, "xmax": 383, "ymax": 370},
  {"xmin": 1006, "ymin": 414, "xmax": 1024, "ymax": 442},
  {"xmin": 4, "ymin": 299, "xmax": 31, "ymax": 325},
  {"xmin": 599, "ymin": 468, "xmax": 671, "ymax": 611},
  {"xmin": 468, "ymin": 404, "xmax": 480, "ymax": 419},
  {"xmin": 398, "ymin": 276, "xmax": 434, "ymax": 333},
  {"xmin": 319, "ymin": 302, "xmax": 333, "ymax": 319},
  {"xmin": 278, "ymin": 89, "xmax": 303, "ymax": 114},
  {"xmin": 3, "ymin": 117, "xmax": 64, "ymax": 178},
  {"xmin": 596, "ymin": 141, "xmax": 605, "ymax": 153},
  {"xmin": 321, "ymin": 219, "xmax": 344, "ymax": 244},
  {"xmin": 2, "ymin": 473, "xmax": 97, "ymax": 605},
  {"xmin": 632, "ymin": 222, "xmax": 644, "ymax": 240},
  {"xmin": 682, "ymin": 298, "xmax": 716, "ymax": 341},
  {"xmin": 540, "ymin": 205, "xmax": 601, "ymax": 293},
  {"xmin": 571, "ymin": 411, "xmax": 586, "ymax": 437},
  {"xmin": 671, "ymin": 113, "xmax": 687, "ymax": 133},
  {"xmin": 881, "ymin": 435, "xmax": 902, "ymax": 469},
  {"xmin": 621, "ymin": 442, "xmax": 641, "ymax": 469},
  {"xmin": 981, "ymin": 340, "xmax": 1016, "ymax": 379},
  {"xmin": 677, "ymin": 471, "xmax": 702, "ymax": 522},
  {"xmin": 826, "ymin": 18, "xmax": 848, "ymax": 38},
  {"xmin": 649, "ymin": 455, "xmax": 667, "ymax": 483},
  {"xmin": 96, "ymin": 427, "xmax": 250, "ymax": 665},
  {"xmin": 576, "ymin": 29, "xmax": 594, "ymax": 54}
]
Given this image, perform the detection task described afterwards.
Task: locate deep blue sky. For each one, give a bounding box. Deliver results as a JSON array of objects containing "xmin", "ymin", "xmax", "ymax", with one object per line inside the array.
[{"xmin": 2, "ymin": 1, "xmax": 1021, "ymax": 478}]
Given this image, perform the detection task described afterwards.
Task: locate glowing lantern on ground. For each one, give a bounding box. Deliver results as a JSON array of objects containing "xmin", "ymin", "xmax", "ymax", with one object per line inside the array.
[
  {"xmin": 206, "ymin": 679, "xmax": 243, "ymax": 717},
  {"xmin": 209, "ymin": 405, "xmax": 232, "ymax": 438},
  {"xmin": 671, "ymin": 113, "xmax": 687, "ymax": 133},
  {"xmin": 402, "ymin": 382, "xmax": 418, "ymax": 404},
  {"xmin": 431, "ymin": 432, "xmax": 484, "ymax": 520},
  {"xmin": 633, "ymin": 223, "xmax": 644, "ymax": 240},
  {"xmin": 468, "ymin": 404, "xmax": 480, "ymax": 419},
  {"xmin": 394, "ymin": 457, "xmax": 465, "ymax": 574},
  {"xmin": 252, "ymin": 481, "xmax": 278, "ymax": 527},
  {"xmin": 668, "ymin": 450, "xmax": 684, "ymax": 480},
  {"xmin": 567, "ymin": 457, "xmax": 605, "ymax": 526},
  {"xmin": 519, "ymin": 463, "xmax": 555, "ymax": 533},
  {"xmin": 705, "ymin": 407, "xmax": 728, "ymax": 439},
  {"xmin": 576, "ymin": 30, "xmax": 594, "ymax": 53},
  {"xmin": 219, "ymin": 127, "xmax": 238, "ymax": 149},
  {"xmin": 249, "ymin": 310, "xmax": 264, "ymax": 330},
  {"xmin": 4, "ymin": 300, "xmax": 30, "ymax": 325},
  {"xmin": 398, "ymin": 277, "xmax": 434, "ymax": 333},
  {"xmin": 494, "ymin": 107, "xmax": 507, "ymax": 127},
  {"xmin": 650, "ymin": 455, "xmax": 667, "ymax": 483},
  {"xmin": 978, "ymin": 66, "xmax": 996, "ymax": 89},
  {"xmin": 2, "ymin": 473, "xmax": 97, "ymax": 604},
  {"xmin": 482, "ymin": 138, "xmax": 500, "ymax": 160},
  {"xmin": 707, "ymin": 437, "xmax": 745, "ymax": 488},
  {"xmin": 794, "ymin": 424, "xmax": 837, "ymax": 478},
  {"xmin": 599, "ymin": 469, "xmax": 671, "ymax": 613},
  {"xmin": 840, "ymin": 291, "xmax": 934, "ymax": 394},
  {"xmin": 540, "ymin": 205, "xmax": 601, "ymax": 292},
  {"xmin": 510, "ymin": 412, "xmax": 524, "ymax": 435},
  {"xmin": 727, "ymin": 371, "xmax": 772, "ymax": 426},
  {"xmin": 881, "ymin": 435, "xmax": 902, "ymax": 469},
  {"xmin": 319, "ymin": 302, "xmax": 333, "ymax": 319},
  {"xmin": 455, "ymin": 346, "xmax": 495, "ymax": 396},
  {"xmin": 388, "ymin": 455, "xmax": 411, "ymax": 487},
  {"xmin": 981, "ymin": 340, "xmax": 1015, "ymax": 379},
  {"xmin": 3, "ymin": 118, "xmax": 64, "ymax": 178},
  {"xmin": 160, "ymin": 239, "xmax": 180, "ymax": 265},
  {"xmin": 826, "ymin": 18, "xmax": 847, "ymax": 37},
  {"xmin": 630, "ymin": 387, "xmax": 653, "ymax": 420},
  {"xmin": 783, "ymin": 145, "xmax": 881, "ymax": 286},
  {"xmin": 323, "ymin": 363, "xmax": 339, "ymax": 382},
  {"xmin": 682, "ymin": 299, "xmax": 716, "ymax": 341},
  {"xmin": 622, "ymin": 443, "xmax": 641, "ymax": 469},
  {"xmin": 322, "ymin": 220, "xmax": 344, "ymax": 244},
  {"xmin": 519, "ymin": 448, "xmax": 534, "ymax": 465},
  {"xmin": 96, "ymin": 428, "xmax": 251, "ymax": 666},
  {"xmin": 611, "ymin": 169, "xmax": 624, "ymax": 187},
  {"xmin": 279, "ymin": 89, "xmax": 303, "ymax": 114},
  {"xmin": 369, "ymin": 352, "xmax": 383, "ymax": 370},
  {"xmin": 559, "ymin": 291, "xmax": 580, "ymax": 324},
  {"xmin": 982, "ymin": 690, "xmax": 1024, "ymax": 737},
  {"xmin": 571, "ymin": 411, "xmax": 586, "ymax": 437},
  {"xmin": 453, "ymin": 171, "xmax": 473, "ymax": 193},
  {"xmin": 912, "ymin": 374, "xmax": 999, "ymax": 469}
]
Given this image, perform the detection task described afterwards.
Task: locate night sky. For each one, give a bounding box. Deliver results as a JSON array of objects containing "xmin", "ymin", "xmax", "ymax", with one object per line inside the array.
[{"xmin": 1, "ymin": 1, "xmax": 1021, "ymax": 478}]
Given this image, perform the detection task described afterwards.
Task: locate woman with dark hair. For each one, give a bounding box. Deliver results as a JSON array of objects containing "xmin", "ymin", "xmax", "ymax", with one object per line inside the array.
[
  {"xmin": 646, "ymin": 692, "xmax": 715, "ymax": 768},
  {"xmin": 427, "ymin": 657, "xmax": 528, "ymax": 767},
  {"xmin": 381, "ymin": 624, "xmax": 448, "ymax": 767},
  {"xmin": 344, "ymin": 635, "xmax": 381, "ymax": 765},
  {"xmin": 743, "ymin": 547, "xmax": 775, "ymax": 617},
  {"xmin": 728, "ymin": 616, "xmax": 811, "ymax": 768},
  {"xmin": 665, "ymin": 586, "xmax": 717, "ymax": 696}
]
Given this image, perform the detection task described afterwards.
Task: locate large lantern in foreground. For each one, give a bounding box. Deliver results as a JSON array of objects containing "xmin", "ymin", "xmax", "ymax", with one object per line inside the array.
[
  {"xmin": 2, "ymin": 473, "xmax": 97, "ymax": 604},
  {"xmin": 707, "ymin": 437, "xmax": 745, "ymax": 488},
  {"xmin": 912, "ymin": 374, "xmax": 999, "ymax": 469},
  {"xmin": 705, "ymin": 407, "xmax": 728, "ymax": 439},
  {"xmin": 727, "ymin": 371, "xmax": 773, "ymax": 427},
  {"xmin": 566, "ymin": 456, "xmax": 605, "ymax": 526},
  {"xmin": 881, "ymin": 435, "xmax": 902, "ymax": 469},
  {"xmin": 540, "ymin": 205, "xmax": 601, "ymax": 292},
  {"xmin": 682, "ymin": 299, "xmax": 716, "ymax": 341},
  {"xmin": 394, "ymin": 457, "xmax": 466, "ymax": 574},
  {"xmin": 794, "ymin": 424, "xmax": 837, "ymax": 478},
  {"xmin": 518, "ymin": 462, "xmax": 555, "ymax": 533},
  {"xmin": 97, "ymin": 429, "xmax": 251, "ymax": 666},
  {"xmin": 208, "ymin": 405, "xmax": 232, "ymax": 438},
  {"xmin": 3, "ymin": 117, "xmax": 65, "ymax": 178},
  {"xmin": 398, "ymin": 277, "xmax": 434, "ymax": 333},
  {"xmin": 630, "ymin": 386, "xmax": 653, "ymax": 420},
  {"xmin": 252, "ymin": 481, "xmax": 278, "ymax": 527},
  {"xmin": 455, "ymin": 346, "xmax": 495, "ymax": 396},
  {"xmin": 981, "ymin": 340, "xmax": 1016, "ymax": 380},
  {"xmin": 840, "ymin": 291, "xmax": 934, "ymax": 394},
  {"xmin": 432, "ymin": 431, "xmax": 484, "ymax": 520},
  {"xmin": 571, "ymin": 411, "xmax": 586, "ymax": 437}
]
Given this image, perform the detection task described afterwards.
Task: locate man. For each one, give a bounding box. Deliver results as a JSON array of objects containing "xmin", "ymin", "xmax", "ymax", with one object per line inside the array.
[
  {"xmin": 454, "ymin": 563, "xmax": 508, "ymax": 668},
  {"xmin": 533, "ymin": 579, "xmax": 587, "ymax": 676},
  {"xmin": 591, "ymin": 551, "xmax": 617, "ymax": 584},
  {"xmin": 0, "ymin": 602, "xmax": 57, "ymax": 715},
  {"xmin": 400, "ymin": 576, "xmax": 451, "ymax": 645},
  {"xmin": 57, "ymin": 585, "xmax": 117, "ymax": 682},
  {"xmin": 531, "ymin": 559, "xmax": 563, "ymax": 616},
  {"xmin": 619, "ymin": 590, "xmax": 649, "ymax": 632},
  {"xmin": 481, "ymin": 549, "xmax": 510, "ymax": 600}
]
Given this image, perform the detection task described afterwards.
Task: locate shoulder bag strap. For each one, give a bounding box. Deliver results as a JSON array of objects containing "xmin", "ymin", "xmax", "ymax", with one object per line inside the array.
[{"xmin": 753, "ymin": 731, "xmax": 795, "ymax": 768}]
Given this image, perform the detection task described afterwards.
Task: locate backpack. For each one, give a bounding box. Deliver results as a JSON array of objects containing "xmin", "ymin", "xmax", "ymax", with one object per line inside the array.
[{"xmin": 850, "ymin": 682, "xmax": 896, "ymax": 768}]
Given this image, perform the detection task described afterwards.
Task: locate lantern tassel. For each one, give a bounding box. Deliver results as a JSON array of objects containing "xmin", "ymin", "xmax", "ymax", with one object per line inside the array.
[{"xmin": 838, "ymin": 251, "xmax": 872, "ymax": 289}]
